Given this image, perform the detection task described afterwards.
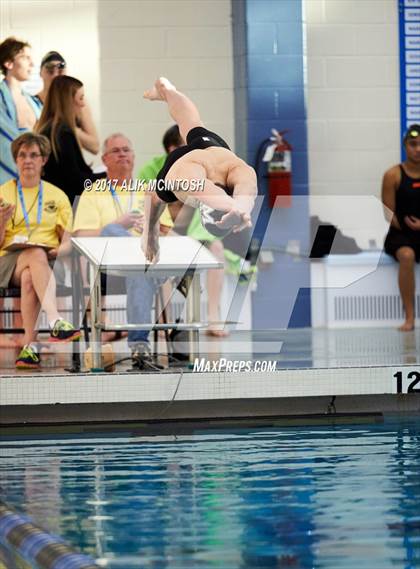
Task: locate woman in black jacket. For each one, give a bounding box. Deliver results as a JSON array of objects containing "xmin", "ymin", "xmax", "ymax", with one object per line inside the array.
[{"xmin": 35, "ymin": 75, "xmax": 103, "ymax": 205}]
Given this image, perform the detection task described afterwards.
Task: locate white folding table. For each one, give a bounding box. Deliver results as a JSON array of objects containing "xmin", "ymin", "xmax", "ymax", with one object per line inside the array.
[{"xmin": 71, "ymin": 235, "xmax": 223, "ymax": 369}]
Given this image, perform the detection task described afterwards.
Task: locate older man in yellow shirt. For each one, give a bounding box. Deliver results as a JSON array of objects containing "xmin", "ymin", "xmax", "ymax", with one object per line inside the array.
[{"xmin": 73, "ymin": 133, "xmax": 173, "ymax": 368}]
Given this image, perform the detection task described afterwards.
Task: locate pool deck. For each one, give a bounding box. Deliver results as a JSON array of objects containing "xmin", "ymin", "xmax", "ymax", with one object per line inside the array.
[{"xmin": 1, "ymin": 329, "xmax": 420, "ymax": 429}]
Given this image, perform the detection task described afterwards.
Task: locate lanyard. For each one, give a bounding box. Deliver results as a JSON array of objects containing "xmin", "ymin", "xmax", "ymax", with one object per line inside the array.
[
  {"xmin": 109, "ymin": 184, "xmax": 133, "ymax": 216},
  {"xmin": 16, "ymin": 179, "xmax": 44, "ymax": 235}
]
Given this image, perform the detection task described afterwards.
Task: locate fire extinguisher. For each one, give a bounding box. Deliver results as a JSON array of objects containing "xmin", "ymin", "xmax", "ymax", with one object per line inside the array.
[{"xmin": 256, "ymin": 129, "xmax": 292, "ymax": 208}]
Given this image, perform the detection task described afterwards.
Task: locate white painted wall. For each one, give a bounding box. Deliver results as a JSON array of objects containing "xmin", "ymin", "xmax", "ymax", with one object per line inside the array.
[
  {"xmin": 0, "ymin": 0, "xmax": 234, "ymax": 173},
  {"xmin": 1, "ymin": 0, "xmax": 400, "ymax": 242},
  {"xmin": 98, "ymin": 0, "xmax": 234, "ymax": 171},
  {"xmin": 304, "ymin": 0, "xmax": 400, "ymax": 248},
  {"xmin": 0, "ymin": 0, "xmax": 101, "ymax": 160}
]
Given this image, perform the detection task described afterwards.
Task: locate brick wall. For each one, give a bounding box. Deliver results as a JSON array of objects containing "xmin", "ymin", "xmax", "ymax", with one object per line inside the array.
[
  {"xmin": 0, "ymin": 0, "xmax": 234, "ymax": 172},
  {"xmin": 97, "ymin": 0, "xmax": 234, "ymax": 170},
  {"xmin": 304, "ymin": 0, "xmax": 400, "ymax": 247}
]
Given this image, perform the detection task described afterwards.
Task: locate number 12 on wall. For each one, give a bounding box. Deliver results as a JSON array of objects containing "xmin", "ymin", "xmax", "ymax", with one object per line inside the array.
[{"xmin": 394, "ymin": 371, "xmax": 420, "ymax": 394}]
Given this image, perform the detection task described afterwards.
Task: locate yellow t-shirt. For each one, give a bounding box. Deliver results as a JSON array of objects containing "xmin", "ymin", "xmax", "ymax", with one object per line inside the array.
[
  {"xmin": 0, "ymin": 179, "xmax": 73, "ymax": 257},
  {"xmin": 72, "ymin": 181, "xmax": 173, "ymax": 234}
]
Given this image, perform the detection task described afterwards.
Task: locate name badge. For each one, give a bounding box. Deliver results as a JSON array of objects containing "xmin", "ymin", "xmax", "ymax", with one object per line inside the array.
[{"xmin": 11, "ymin": 235, "xmax": 28, "ymax": 245}]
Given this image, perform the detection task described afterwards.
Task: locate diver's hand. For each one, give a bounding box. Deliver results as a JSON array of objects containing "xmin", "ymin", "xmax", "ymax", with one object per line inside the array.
[
  {"xmin": 215, "ymin": 208, "xmax": 251, "ymax": 233},
  {"xmin": 141, "ymin": 229, "xmax": 160, "ymax": 264}
]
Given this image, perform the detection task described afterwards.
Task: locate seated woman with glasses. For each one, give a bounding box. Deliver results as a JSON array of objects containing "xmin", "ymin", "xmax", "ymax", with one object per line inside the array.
[
  {"xmin": 0, "ymin": 132, "xmax": 80, "ymax": 369},
  {"xmin": 35, "ymin": 75, "xmax": 104, "ymax": 205},
  {"xmin": 35, "ymin": 52, "xmax": 99, "ymax": 155}
]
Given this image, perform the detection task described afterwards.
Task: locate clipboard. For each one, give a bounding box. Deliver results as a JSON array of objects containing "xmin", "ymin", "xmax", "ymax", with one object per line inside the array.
[{"xmin": 4, "ymin": 242, "xmax": 53, "ymax": 252}]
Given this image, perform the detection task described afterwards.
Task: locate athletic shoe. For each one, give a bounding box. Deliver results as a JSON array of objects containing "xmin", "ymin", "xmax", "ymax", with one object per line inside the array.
[
  {"xmin": 131, "ymin": 342, "xmax": 153, "ymax": 370},
  {"xmin": 49, "ymin": 319, "xmax": 81, "ymax": 343},
  {"xmin": 16, "ymin": 345, "xmax": 40, "ymax": 369}
]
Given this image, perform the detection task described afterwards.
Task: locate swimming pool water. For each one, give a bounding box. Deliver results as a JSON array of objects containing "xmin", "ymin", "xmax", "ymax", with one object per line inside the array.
[{"xmin": 0, "ymin": 418, "xmax": 419, "ymax": 568}]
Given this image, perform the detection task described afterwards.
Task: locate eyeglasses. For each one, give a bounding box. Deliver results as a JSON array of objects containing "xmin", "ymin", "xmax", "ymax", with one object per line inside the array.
[
  {"xmin": 16, "ymin": 152, "xmax": 42, "ymax": 160},
  {"xmin": 107, "ymin": 147, "xmax": 133, "ymax": 155},
  {"xmin": 44, "ymin": 62, "xmax": 66, "ymax": 71}
]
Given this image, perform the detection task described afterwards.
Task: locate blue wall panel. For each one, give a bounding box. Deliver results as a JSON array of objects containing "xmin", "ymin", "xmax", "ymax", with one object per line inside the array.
[
  {"xmin": 242, "ymin": 0, "xmax": 310, "ymax": 328},
  {"xmin": 398, "ymin": 0, "xmax": 420, "ymax": 160},
  {"xmin": 248, "ymin": 88, "xmax": 306, "ymax": 121},
  {"xmin": 247, "ymin": 0, "xmax": 302, "ymax": 22}
]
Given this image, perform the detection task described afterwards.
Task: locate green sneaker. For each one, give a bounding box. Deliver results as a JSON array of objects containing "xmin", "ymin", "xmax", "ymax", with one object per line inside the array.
[
  {"xmin": 16, "ymin": 345, "xmax": 40, "ymax": 369},
  {"xmin": 50, "ymin": 319, "xmax": 81, "ymax": 343}
]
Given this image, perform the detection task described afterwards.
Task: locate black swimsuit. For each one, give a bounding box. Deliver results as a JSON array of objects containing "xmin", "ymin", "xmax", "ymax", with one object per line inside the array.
[
  {"xmin": 384, "ymin": 165, "xmax": 420, "ymax": 260},
  {"xmin": 155, "ymin": 126, "xmax": 252, "ymax": 259},
  {"xmin": 155, "ymin": 126, "xmax": 230, "ymax": 204}
]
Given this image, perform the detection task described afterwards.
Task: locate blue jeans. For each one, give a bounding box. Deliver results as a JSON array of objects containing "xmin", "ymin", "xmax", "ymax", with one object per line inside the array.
[{"xmin": 100, "ymin": 224, "xmax": 159, "ymax": 346}]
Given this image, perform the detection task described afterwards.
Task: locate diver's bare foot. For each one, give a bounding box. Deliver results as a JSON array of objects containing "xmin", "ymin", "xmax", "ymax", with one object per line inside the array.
[
  {"xmin": 143, "ymin": 85, "xmax": 162, "ymax": 101},
  {"xmin": 144, "ymin": 77, "xmax": 176, "ymax": 101},
  {"xmin": 398, "ymin": 319, "xmax": 415, "ymax": 332}
]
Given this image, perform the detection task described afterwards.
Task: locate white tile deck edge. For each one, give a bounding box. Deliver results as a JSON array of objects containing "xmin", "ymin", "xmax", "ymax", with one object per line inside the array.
[{"xmin": 1, "ymin": 365, "xmax": 419, "ymax": 406}]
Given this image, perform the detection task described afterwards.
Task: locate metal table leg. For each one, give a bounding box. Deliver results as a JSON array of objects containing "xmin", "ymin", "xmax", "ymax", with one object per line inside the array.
[
  {"xmin": 185, "ymin": 271, "xmax": 201, "ymax": 363},
  {"xmin": 89, "ymin": 262, "xmax": 102, "ymax": 370},
  {"xmin": 70, "ymin": 251, "xmax": 81, "ymax": 372}
]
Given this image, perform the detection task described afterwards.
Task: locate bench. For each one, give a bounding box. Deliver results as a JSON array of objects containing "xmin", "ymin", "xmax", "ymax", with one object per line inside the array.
[{"xmin": 311, "ymin": 251, "xmax": 420, "ymax": 328}]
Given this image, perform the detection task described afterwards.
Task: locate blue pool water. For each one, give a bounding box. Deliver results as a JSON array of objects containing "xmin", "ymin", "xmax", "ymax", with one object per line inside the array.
[{"xmin": 0, "ymin": 418, "xmax": 419, "ymax": 568}]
